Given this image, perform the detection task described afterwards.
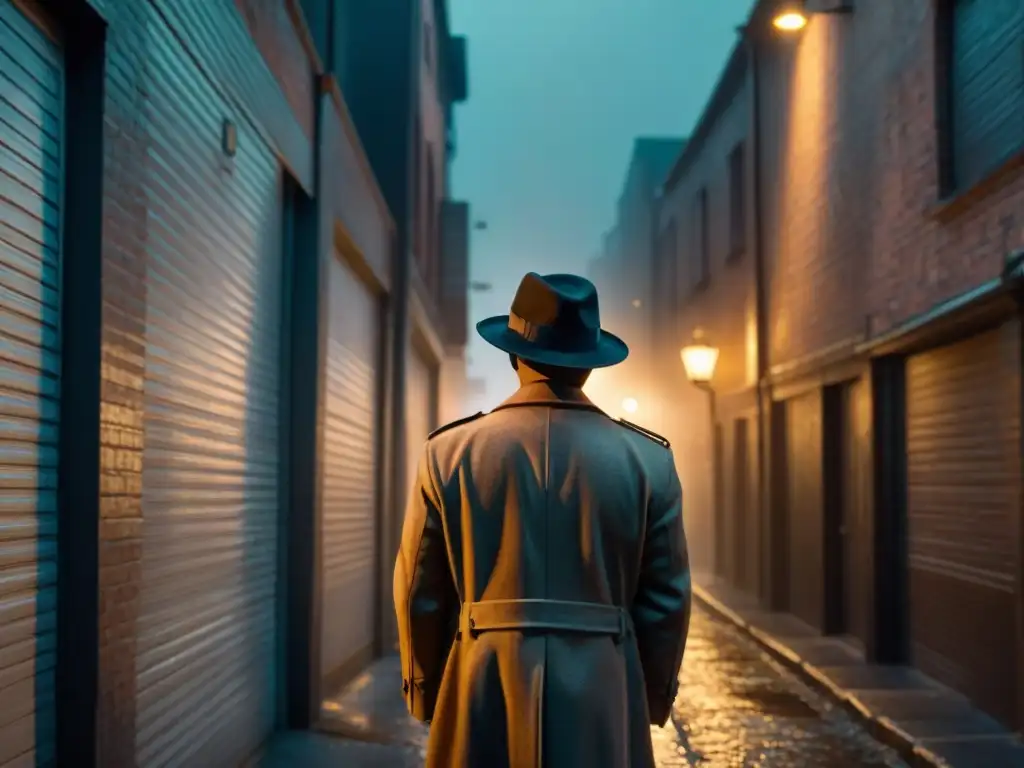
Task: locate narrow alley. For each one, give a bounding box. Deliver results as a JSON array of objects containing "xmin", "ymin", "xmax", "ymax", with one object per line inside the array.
[{"xmin": 258, "ymin": 604, "xmax": 906, "ymax": 767}]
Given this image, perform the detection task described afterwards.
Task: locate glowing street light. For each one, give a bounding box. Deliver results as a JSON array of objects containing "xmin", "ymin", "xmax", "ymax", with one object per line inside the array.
[
  {"xmin": 621, "ymin": 397, "xmax": 639, "ymax": 415},
  {"xmin": 680, "ymin": 328, "xmax": 720, "ymax": 387},
  {"xmin": 772, "ymin": 8, "xmax": 808, "ymax": 31}
]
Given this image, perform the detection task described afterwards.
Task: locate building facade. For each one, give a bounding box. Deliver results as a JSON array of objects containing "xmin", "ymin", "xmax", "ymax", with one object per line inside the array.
[
  {"xmin": 0, "ymin": 0, "xmax": 468, "ymax": 765},
  {"xmin": 588, "ymin": 138, "xmax": 683, "ymax": 424},
  {"xmin": 658, "ymin": 0, "xmax": 1024, "ymax": 732},
  {"xmin": 655, "ymin": 45, "xmax": 755, "ymax": 583}
]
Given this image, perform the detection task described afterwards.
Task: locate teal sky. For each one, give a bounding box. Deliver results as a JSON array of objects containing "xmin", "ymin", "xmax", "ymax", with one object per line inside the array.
[{"xmin": 447, "ymin": 0, "xmax": 756, "ymax": 410}]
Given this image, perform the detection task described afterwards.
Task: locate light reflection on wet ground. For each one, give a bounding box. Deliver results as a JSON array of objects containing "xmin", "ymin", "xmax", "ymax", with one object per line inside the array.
[
  {"xmin": 651, "ymin": 608, "xmax": 907, "ymax": 767},
  {"xmin": 306, "ymin": 604, "xmax": 907, "ymax": 767}
]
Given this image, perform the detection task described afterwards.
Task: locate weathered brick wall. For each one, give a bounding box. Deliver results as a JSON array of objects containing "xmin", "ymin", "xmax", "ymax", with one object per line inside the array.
[
  {"xmin": 759, "ymin": 0, "xmax": 1024, "ymax": 364},
  {"xmin": 758, "ymin": 12, "xmax": 873, "ymax": 368},
  {"xmin": 859, "ymin": 0, "xmax": 1023, "ymax": 334}
]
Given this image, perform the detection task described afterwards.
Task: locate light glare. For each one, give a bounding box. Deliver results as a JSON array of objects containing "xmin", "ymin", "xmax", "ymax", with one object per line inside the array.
[
  {"xmin": 680, "ymin": 344, "xmax": 720, "ymax": 385},
  {"xmin": 622, "ymin": 397, "xmax": 639, "ymax": 415},
  {"xmin": 773, "ymin": 11, "xmax": 808, "ymax": 31}
]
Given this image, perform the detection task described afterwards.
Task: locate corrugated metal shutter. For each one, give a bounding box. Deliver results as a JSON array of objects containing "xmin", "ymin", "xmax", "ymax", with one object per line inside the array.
[
  {"xmin": 0, "ymin": 2, "xmax": 61, "ymax": 764},
  {"xmin": 405, "ymin": 348, "xmax": 433, "ymax": 500},
  {"xmin": 134, "ymin": 14, "xmax": 283, "ymax": 766},
  {"xmin": 906, "ymin": 325, "xmax": 1020, "ymax": 725},
  {"xmin": 786, "ymin": 389, "xmax": 824, "ymax": 630},
  {"xmin": 320, "ymin": 254, "xmax": 380, "ymax": 684},
  {"xmin": 950, "ymin": 0, "xmax": 1024, "ymax": 188}
]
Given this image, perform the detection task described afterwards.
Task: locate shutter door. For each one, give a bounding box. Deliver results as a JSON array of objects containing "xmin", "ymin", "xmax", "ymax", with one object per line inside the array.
[
  {"xmin": 405, "ymin": 348, "xmax": 433, "ymax": 501},
  {"xmin": 786, "ymin": 390, "xmax": 824, "ymax": 630},
  {"xmin": 320, "ymin": 254, "xmax": 380, "ymax": 684},
  {"xmin": 906, "ymin": 325, "xmax": 1020, "ymax": 725},
  {"xmin": 135, "ymin": 14, "xmax": 284, "ymax": 766},
  {"xmin": 0, "ymin": 3, "xmax": 61, "ymax": 764}
]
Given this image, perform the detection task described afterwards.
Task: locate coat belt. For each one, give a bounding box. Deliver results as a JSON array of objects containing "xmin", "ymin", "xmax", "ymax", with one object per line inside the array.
[{"xmin": 459, "ymin": 599, "xmax": 631, "ymax": 642}]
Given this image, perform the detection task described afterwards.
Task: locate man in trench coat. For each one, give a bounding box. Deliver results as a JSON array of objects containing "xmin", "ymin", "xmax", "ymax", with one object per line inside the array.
[{"xmin": 394, "ymin": 272, "xmax": 691, "ymax": 768}]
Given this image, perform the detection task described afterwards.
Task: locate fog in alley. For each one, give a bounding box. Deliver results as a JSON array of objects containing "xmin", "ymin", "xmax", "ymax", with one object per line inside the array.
[{"xmin": 450, "ymin": 0, "xmax": 755, "ymax": 411}]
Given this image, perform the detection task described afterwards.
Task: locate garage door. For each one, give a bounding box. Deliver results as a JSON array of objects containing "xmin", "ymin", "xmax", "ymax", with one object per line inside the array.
[
  {"xmin": 405, "ymin": 346, "xmax": 434, "ymax": 502},
  {"xmin": 906, "ymin": 325, "xmax": 1020, "ymax": 725},
  {"xmin": 135, "ymin": 14, "xmax": 284, "ymax": 767},
  {"xmin": 320, "ymin": 254, "xmax": 380, "ymax": 685},
  {"xmin": 0, "ymin": 2, "xmax": 61, "ymax": 764},
  {"xmin": 786, "ymin": 390, "xmax": 824, "ymax": 630}
]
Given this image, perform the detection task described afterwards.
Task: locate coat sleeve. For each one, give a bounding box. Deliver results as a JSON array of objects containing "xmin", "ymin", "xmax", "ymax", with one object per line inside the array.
[
  {"xmin": 393, "ymin": 443, "xmax": 458, "ymax": 723},
  {"xmin": 630, "ymin": 452, "xmax": 691, "ymax": 727}
]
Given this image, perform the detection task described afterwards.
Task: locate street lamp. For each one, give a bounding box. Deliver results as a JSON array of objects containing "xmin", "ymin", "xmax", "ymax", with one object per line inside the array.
[
  {"xmin": 680, "ymin": 328, "xmax": 720, "ymax": 388},
  {"xmin": 771, "ymin": 0, "xmax": 853, "ymax": 32},
  {"xmin": 681, "ymin": 328, "xmax": 722, "ymax": 576},
  {"xmin": 622, "ymin": 397, "xmax": 639, "ymax": 415}
]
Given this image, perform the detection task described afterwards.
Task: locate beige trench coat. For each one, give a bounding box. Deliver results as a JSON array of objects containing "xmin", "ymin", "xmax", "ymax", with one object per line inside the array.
[{"xmin": 394, "ymin": 381, "xmax": 691, "ymax": 768}]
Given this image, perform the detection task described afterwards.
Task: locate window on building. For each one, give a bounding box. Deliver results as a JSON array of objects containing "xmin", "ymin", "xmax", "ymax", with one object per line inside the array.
[
  {"xmin": 939, "ymin": 0, "xmax": 1024, "ymax": 193},
  {"xmin": 693, "ymin": 187, "xmax": 710, "ymax": 290},
  {"xmin": 727, "ymin": 142, "xmax": 745, "ymax": 259}
]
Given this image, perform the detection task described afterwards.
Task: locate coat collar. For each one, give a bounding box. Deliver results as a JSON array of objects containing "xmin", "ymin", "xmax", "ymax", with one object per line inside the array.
[{"xmin": 492, "ymin": 381, "xmax": 606, "ymax": 413}]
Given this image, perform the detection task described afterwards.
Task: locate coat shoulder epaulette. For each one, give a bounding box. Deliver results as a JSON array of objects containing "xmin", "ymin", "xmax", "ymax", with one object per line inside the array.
[
  {"xmin": 615, "ymin": 418, "xmax": 671, "ymax": 449},
  {"xmin": 428, "ymin": 411, "xmax": 485, "ymax": 440}
]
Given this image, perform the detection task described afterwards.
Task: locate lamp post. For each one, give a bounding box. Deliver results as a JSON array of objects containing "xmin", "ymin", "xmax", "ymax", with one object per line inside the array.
[{"xmin": 680, "ymin": 328, "xmax": 722, "ymax": 576}]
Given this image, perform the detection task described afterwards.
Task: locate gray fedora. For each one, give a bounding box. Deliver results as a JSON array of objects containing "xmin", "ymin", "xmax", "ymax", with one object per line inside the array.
[{"xmin": 476, "ymin": 272, "xmax": 629, "ymax": 369}]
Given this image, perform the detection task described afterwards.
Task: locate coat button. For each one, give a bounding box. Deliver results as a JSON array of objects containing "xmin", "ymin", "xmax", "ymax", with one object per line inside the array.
[{"xmin": 402, "ymin": 679, "xmax": 409, "ymax": 694}]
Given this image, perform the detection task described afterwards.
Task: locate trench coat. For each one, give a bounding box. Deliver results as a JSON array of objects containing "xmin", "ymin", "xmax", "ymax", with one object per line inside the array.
[{"xmin": 393, "ymin": 380, "xmax": 691, "ymax": 768}]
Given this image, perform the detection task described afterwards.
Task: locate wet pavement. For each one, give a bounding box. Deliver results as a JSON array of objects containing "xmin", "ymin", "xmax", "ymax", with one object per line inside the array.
[
  {"xmin": 260, "ymin": 604, "xmax": 907, "ymax": 766},
  {"xmin": 654, "ymin": 607, "xmax": 905, "ymax": 767}
]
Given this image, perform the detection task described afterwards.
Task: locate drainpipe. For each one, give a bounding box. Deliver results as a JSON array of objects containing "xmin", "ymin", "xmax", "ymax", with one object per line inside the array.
[{"xmin": 744, "ymin": 27, "xmax": 774, "ymax": 608}]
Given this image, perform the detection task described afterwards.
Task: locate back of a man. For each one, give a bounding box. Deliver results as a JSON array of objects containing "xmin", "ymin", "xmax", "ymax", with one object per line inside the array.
[{"xmin": 394, "ymin": 273, "xmax": 691, "ymax": 768}]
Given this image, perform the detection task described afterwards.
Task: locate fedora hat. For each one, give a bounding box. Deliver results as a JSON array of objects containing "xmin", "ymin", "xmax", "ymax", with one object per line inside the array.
[{"xmin": 476, "ymin": 272, "xmax": 629, "ymax": 369}]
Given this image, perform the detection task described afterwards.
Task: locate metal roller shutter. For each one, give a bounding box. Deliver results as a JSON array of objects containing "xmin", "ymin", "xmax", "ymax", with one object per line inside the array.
[
  {"xmin": 405, "ymin": 347, "xmax": 434, "ymax": 500},
  {"xmin": 0, "ymin": 2, "xmax": 61, "ymax": 764},
  {"xmin": 320, "ymin": 254, "xmax": 380, "ymax": 684},
  {"xmin": 906, "ymin": 325, "xmax": 1020, "ymax": 725},
  {"xmin": 786, "ymin": 389, "xmax": 824, "ymax": 630},
  {"xmin": 134, "ymin": 14, "xmax": 283, "ymax": 766}
]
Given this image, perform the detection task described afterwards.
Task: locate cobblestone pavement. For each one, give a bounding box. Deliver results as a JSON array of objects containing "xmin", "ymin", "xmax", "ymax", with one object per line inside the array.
[
  {"xmin": 652, "ymin": 607, "xmax": 906, "ymax": 766},
  {"xmin": 266, "ymin": 605, "xmax": 907, "ymax": 766}
]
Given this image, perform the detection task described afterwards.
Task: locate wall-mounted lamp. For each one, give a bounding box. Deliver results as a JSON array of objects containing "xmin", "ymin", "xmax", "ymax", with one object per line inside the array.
[
  {"xmin": 772, "ymin": 0, "xmax": 853, "ymax": 32},
  {"xmin": 222, "ymin": 119, "xmax": 238, "ymax": 157}
]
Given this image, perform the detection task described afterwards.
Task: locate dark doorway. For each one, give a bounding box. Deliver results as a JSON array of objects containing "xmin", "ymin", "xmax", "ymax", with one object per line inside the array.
[
  {"xmin": 713, "ymin": 422, "xmax": 726, "ymax": 578},
  {"xmin": 822, "ymin": 385, "xmax": 846, "ymax": 635},
  {"xmin": 733, "ymin": 419, "xmax": 750, "ymax": 590}
]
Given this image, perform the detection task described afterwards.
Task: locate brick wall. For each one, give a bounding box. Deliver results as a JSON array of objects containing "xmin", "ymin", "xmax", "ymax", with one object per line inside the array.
[
  {"xmin": 759, "ymin": 0, "xmax": 1024, "ymax": 364},
  {"xmin": 860, "ymin": 0, "xmax": 1023, "ymax": 334}
]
